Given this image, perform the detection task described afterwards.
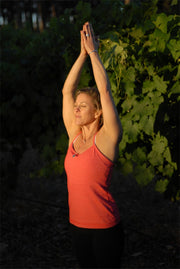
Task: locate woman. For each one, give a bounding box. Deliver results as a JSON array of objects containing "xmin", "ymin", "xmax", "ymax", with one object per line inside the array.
[{"xmin": 62, "ymin": 22, "xmax": 124, "ymax": 268}]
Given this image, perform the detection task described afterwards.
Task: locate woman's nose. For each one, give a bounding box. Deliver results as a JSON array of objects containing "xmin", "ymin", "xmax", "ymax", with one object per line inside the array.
[{"xmin": 74, "ymin": 106, "xmax": 80, "ymax": 112}]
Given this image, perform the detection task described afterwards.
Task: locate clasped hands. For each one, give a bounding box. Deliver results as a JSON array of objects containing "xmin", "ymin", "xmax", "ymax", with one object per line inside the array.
[{"xmin": 80, "ymin": 22, "xmax": 99, "ymax": 56}]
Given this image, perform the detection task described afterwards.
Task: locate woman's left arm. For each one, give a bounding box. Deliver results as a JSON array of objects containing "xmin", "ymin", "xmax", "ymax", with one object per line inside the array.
[{"xmin": 83, "ymin": 22, "xmax": 123, "ymax": 143}]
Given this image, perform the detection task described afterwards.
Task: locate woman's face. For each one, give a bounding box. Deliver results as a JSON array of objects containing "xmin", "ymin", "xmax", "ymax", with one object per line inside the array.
[{"xmin": 74, "ymin": 93, "xmax": 100, "ymax": 126}]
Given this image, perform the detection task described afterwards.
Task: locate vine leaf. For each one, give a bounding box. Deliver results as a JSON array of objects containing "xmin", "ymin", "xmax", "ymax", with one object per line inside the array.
[
  {"xmin": 135, "ymin": 164, "xmax": 154, "ymax": 186},
  {"xmin": 153, "ymin": 13, "xmax": 173, "ymax": 33},
  {"xmin": 167, "ymin": 39, "xmax": 180, "ymax": 61},
  {"xmin": 155, "ymin": 179, "xmax": 169, "ymax": 193}
]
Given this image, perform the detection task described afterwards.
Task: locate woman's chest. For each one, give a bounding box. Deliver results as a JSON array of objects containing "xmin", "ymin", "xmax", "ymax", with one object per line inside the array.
[
  {"xmin": 65, "ymin": 149, "xmax": 110, "ymax": 185},
  {"xmin": 73, "ymin": 139, "xmax": 93, "ymax": 154}
]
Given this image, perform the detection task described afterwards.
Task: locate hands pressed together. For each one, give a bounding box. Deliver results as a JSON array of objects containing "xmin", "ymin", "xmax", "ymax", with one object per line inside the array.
[{"xmin": 80, "ymin": 22, "xmax": 99, "ymax": 56}]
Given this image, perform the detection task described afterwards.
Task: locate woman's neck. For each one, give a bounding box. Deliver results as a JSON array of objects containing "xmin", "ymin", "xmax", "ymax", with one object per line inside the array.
[{"xmin": 81, "ymin": 123, "xmax": 99, "ymax": 143}]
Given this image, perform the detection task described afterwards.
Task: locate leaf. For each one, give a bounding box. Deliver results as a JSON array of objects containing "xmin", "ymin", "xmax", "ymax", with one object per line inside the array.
[
  {"xmin": 103, "ymin": 54, "xmax": 112, "ymax": 69},
  {"xmin": 163, "ymin": 164, "xmax": 176, "ymax": 177},
  {"xmin": 141, "ymin": 19, "xmax": 155, "ymax": 33},
  {"xmin": 147, "ymin": 133, "xmax": 171, "ymax": 167},
  {"xmin": 120, "ymin": 158, "xmax": 133, "ymax": 175},
  {"xmin": 114, "ymin": 43, "xmax": 124, "ymax": 55},
  {"xmin": 153, "ymin": 13, "xmax": 172, "ymax": 33},
  {"xmin": 148, "ymin": 150, "xmax": 164, "ymax": 166},
  {"xmin": 124, "ymin": 120, "xmax": 139, "ymax": 142},
  {"xmin": 130, "ymin": 27, "xmax": 144, "ymax": 39},
  {"xmin": 123, "ymin": 66, "xmax": 136, "ymax": 82},
  {"xmin": 142, "ymin": 80, "xmax": 155, "ymax": 93},
  {"xmin": 119, "ymin": 133, "xmax": 128, "ymax": 151},
  {"xmin": 163, "ymin": 147, "xmax": 172, "ymax": 163},
  {"xmin": 131, "ymin": 100, "xmax": 144, "ymax": 116},
  {"xmin": 135, "ymin": 164, "xmax": 154, "ymax": 186},
  {"xmin": 153, "ymin": 75, "xmax": 168, "ymax": 94},
  {"xmin": 146, "ymin": 65, "xmax": 155, "ymax": 76},
  {"xmin": 167, "ymin": 39, "xmax": 180, "ymax": 61},
  {"xmin": 171, "ymin": 0, "xmax": 178, "ymax": 5},
  {"xmin": 149, "ymin": 29, "xmax": 170, "ymax": 52},
  {"xmin": 132, "ymin": 147, "xmax": 147, "ymax": 164},
  {"xmin": 121, "ymin": 96, "xmax": 136, "ymax": 113},
  {"xmin": 140, "ymin": 115, "xmax": 154, "ymax": 135},
  {"xmin": 174, "ymin": 65, "xmax": 180, "ymax": 81},
  {"xmin": 148, "ymin": 91, "xmax": 164, "ymax": 107},
  {"xmin": 124, "ymin": 81, "xmax": 135, "ymax": 96},
  {"xmin": 155, "ymin": 179, "xmax": 169, "ymax": 193},
  {"xmin": 113, "ymin": 95, "xmax": 121, "ymax": 106},
  {"xmin": 102, "ymin": 31, "xmax": 120, "ymax": 43},
  {"xmin": 151, "ymin": 133, "xmax": 168, "ymax": 153}
]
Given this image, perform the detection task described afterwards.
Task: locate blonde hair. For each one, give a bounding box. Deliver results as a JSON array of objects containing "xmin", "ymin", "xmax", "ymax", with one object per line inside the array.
[{"xmin": 74, "ymin": 87, "xmax": 103, "ymax": 127}]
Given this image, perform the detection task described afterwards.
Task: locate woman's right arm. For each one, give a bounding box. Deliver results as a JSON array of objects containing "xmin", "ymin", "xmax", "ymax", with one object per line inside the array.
[{"xmin": 62, "ymin": 31, "xmax": 87, "ymax": 137}]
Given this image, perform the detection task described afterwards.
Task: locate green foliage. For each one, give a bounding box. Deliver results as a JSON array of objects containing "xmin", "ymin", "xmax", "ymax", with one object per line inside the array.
[
  {"xmin": 99, "ymin": 10, "xmax": 179, "ymax": 197},
  {"xmin": 1, "ymin": 21, "xmax": 69, "ymax": 178},
  {"xmin": 1, "ymin": 0, "xmax": 179, "ymax": 198},
  {"xmin": 155, "ymin": 179, "xmax": 169, "ymax": 193}
]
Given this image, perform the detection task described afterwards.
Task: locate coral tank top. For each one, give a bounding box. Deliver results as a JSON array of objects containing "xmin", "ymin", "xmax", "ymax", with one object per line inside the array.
[{"xmin": 64, "ymin": 133, "xmax": 121, "ymax": 229}]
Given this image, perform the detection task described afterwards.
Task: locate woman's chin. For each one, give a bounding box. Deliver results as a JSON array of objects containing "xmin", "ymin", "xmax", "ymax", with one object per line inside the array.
[{"xmin": 75, "ymin": 119, "xmax": 83, "ymax": 126}]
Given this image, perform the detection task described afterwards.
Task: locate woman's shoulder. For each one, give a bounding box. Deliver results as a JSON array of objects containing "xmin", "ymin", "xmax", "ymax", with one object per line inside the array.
[{"xmin": 95, "ymin": 127, "xmax": 120, "ymax": 162}]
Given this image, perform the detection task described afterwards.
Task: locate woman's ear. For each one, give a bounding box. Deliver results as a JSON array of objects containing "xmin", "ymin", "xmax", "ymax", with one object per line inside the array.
[
  {"xmin": 95, "ymin": 109, "xmax": 102, "ymax": 119},
  {"xmin": 95, "ymin": 109, "xmax": 103, "ymax": 127}
]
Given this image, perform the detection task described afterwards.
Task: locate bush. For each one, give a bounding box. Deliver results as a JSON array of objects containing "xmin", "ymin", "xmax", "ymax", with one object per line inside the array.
[{"xmin": 1, "ymin": 0, "xmax": 179, "ymax": 199}]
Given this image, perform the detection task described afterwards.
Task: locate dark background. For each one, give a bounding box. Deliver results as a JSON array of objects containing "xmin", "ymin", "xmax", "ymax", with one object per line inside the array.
[{"xmin": 0, "ymin": 0, "xmax": 179, "ymax": 268}]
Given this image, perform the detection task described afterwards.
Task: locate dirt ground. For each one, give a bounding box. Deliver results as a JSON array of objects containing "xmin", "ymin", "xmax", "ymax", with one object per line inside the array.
[{"xmin": 1, "ymin": 149, "xmax": 179, "ymax": 269}]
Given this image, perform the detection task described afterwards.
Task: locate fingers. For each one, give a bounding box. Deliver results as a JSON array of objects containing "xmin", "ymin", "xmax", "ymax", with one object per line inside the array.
[
  {"xmin": 80, "ymin": 30, "xmax": 84, "ymax": 45},
  {"xmin": 81, "ymin": 29, "xmax": 87, "ymax": 42},
  {"xmin": 85, "ymin": 23, "xmax": 90, "ymax": 37},
  {"xmin": 80, "ymin": 30, "xmax": 88, "ymax": 55},
  {"xmin": 80, "ymin": 30, "xmax": 84, "ymax": 41},
  {"xmin": 83, "ymin": 23, "xmax": 90, "ymax": 39},
  {"xmin": 83, "ymin": 22, "xmax": 94, "ymax": 39},
  {"xmin": 81, "ymin": 22, "xmax": 98, "ymax": 54}
]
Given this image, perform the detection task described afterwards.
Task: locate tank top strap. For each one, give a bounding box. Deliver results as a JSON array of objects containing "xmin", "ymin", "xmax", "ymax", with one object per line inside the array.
[
  {"xmin": 73, "ymin": 131, "xmax": 98, "ymax": 146},
  {"xmin": 93, "ymin": 131, "xmax": 99, "ymax": 145},
  {"xmin": 72, "ymin": 132, "xmax": 82, "ymax": 144}
]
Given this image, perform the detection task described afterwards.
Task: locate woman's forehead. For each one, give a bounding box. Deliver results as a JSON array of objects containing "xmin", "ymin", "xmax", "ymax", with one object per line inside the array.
[{"xmin": 75, "ymin": 93, "xmax": 93, "ymax": 103}]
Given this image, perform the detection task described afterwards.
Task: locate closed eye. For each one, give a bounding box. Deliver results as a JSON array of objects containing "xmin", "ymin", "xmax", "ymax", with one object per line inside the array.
[{"xmin": 74, "ymin": 103, "xmax": 87, "ymax": 110}]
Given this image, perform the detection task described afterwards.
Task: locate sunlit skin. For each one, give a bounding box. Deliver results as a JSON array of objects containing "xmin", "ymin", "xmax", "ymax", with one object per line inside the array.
[
  {"xmin": 72, "ymin": 92, "xmax": 103, "ymax": 153},
  {"xmin": 74, "ymin": 93, "xmax": 101, "ymax": 127},
  {"xmin": 62, "ymin": 22, "xmax": 122, "ymax": 161}
]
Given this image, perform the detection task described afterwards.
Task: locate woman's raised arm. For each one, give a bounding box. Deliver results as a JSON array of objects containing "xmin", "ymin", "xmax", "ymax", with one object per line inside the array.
[
  {"xmin": 62, "ymin": 31, "xmax": 87, "ymax": 137},
  {"xmin": 82, "ymin": 22, "xmax": 122, "ymax": 143}
]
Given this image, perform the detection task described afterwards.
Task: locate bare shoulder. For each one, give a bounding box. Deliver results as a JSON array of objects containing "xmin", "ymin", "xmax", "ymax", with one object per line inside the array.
[{"xmin": 95, "ymin": 127, "xmax": 120, "ymax": 162}]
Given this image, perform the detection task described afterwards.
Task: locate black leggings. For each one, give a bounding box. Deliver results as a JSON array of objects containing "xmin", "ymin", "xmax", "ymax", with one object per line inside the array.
[{"xmin": 70, "ymin": 222, "xmax": 124, "ymax": 268}]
